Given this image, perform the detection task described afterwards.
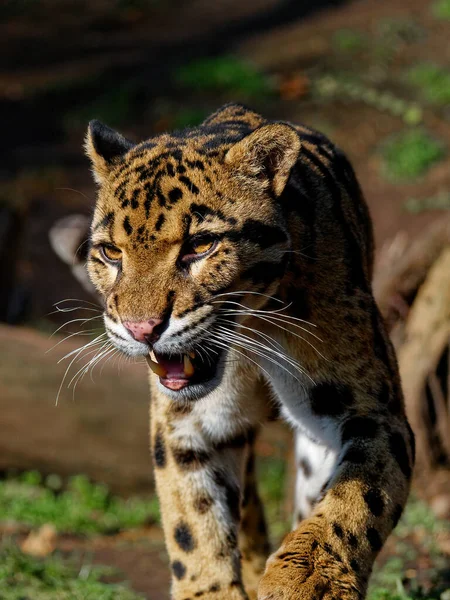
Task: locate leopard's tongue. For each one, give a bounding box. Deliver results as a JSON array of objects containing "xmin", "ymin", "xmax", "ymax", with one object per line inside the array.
[{"xmin": 147, "ymin": 353, "xmax": 195, "ymax": 391}]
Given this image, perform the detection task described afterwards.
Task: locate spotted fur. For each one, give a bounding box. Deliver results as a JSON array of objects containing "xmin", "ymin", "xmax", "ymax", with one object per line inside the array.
[{"xmin": 84, "ymin": 103, "xmax": 414, "ymax": 599}]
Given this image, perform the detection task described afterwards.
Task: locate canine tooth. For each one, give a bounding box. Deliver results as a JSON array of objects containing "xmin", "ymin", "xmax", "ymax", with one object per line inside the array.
[
  {"xmin": 146, "ymin": 356, "xmax": 167, "ymax": 378},
  {"xmin": 183, "ymin": 354, "xmax": 195, "ymax": 377},
  {"xmin": 188, "ymin": 351, "xmax": 196, "ymax": 359}
]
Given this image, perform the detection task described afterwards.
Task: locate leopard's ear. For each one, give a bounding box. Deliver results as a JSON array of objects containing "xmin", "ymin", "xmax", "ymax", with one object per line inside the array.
[
  {"xmin": 85, "ymin": 120, "xmax": 135, "ymax": 185},
  {"xmin": 224, "ymin": 123, "xmax": 300, "ymax": 197},
  {"xmin": 49, "ymin": 214, "xmax": 97, "ymax": 295}
]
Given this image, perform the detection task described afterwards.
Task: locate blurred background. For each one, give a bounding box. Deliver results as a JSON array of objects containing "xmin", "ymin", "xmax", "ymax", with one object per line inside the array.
[{"xmin": 0, "ymin": 0, "xmax": 449, "ymax": 598}]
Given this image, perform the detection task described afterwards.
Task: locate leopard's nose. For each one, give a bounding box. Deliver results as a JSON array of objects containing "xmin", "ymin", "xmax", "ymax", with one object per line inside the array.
[{"xmin": 123, "ymin": 318, "xmax": 164, "ymax": 345}]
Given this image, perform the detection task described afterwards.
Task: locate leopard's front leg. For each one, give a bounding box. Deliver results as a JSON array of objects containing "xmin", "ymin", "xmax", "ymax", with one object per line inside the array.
[
  {"xmin": 150, "ymin": 378, "xmax": 269, "ymax": 600},
  {"xmin": 259, "ymin": 386, "xmax": 414, "ymax": 600}
]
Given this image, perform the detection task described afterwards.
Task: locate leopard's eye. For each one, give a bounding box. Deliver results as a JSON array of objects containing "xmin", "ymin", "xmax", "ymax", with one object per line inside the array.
[
  {"xmin": 180, "ymin": 235, "xmax": 218, "ymax": 265},
  {"xmin": 99, "ymin": 244, "xmax": 122, "ymax": 264},
  {"xmin": 192, "ymin": 240, "xmax": 214, "ymax": 255}
]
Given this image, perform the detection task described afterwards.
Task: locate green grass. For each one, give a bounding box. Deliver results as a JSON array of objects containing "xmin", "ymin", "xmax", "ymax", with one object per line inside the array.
[
  {"xmin": 0, "ymin": 541, "xmax": 144, "ymax": 600},
  {"xmin": 0, "ymin": 472, "xmax": 159, "ymax": 535},
  {"xmin": 333, "ymin": 29, "xmax": 366, "ymax": 53},
  {"xmin": 376, "ymin": 18, "xmax": 423, "ymax": 43},
  {"xmin": 404, "ymin": 190, "xmax": 450, "ymax": 213},
  {"xmin": 432, "ymin": 0, "xmax": 450, "ymax": 20},
  {"xmin": 380, "ymin": 129, "xmax": 445, "ymax": 180},
  {"xmin": 407, "ymin": 63, "xmax": 450, "ymax": 105},
  {"xmin": 174, "ymin": 55, "xmax": 273, "ymax": 98},
  {"xmin": 257, "ymin": 456, "xmax": 290, "ymax": 542},
  {"xmin": 368, "ymin": 497, "xmax": 450, "ymax": 600}
]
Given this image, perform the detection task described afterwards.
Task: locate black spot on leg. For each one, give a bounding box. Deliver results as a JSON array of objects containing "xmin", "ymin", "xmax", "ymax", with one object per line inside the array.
[
  {"xmin": 153, "ymin": 430, "xmax": 166, "ymax": 468},
  {"xmin": 174, "ymin": 522, "xmax": 196, "ymax": 552},
  {"xmin": 350, "ymin": 559, "xmax": 360, "ymax": 572},
  {"xmin": 366, "ymin": 527, "xmax": 382, "ymax": 552},
  {"xmin": 299, "ymin": 458, "xmax": 312, "ymax": 478},
  {"xmin": 310, "ymin": 382, "xmax": 355, "ymax": 416},
  {"xmin": 213, "ymin": 470, "xmax": 240, "ymax": 522},
  {"xmin": 363, "ymin": 488, "xmax": 384, "ymax": 517},
  {"xmin": 171, "ymin": 560, "xmax": 186, "ymax": 580},
  {"xmin": 341, "ymin": 446, "xmax": 368, "ymax": 464},
  {"xmin": 172, "ymin": 447, "xmax": 210, "ymax": 470},
  {"xmin": 341, "ymin": 417, "xmax": 379, "ymax": 443},
  {"xmin": 333, "ymin": 523, "xmax": 344, "ymax": 538},
  {"xmin": 348, "ymin": 533, "xmax": 358, "ymax": 549},
  {"xmin": 389, "ymin": 432, "xmax": 412, "ymax": 478},
  {"xmin": 123, "ymin": 215, "xmax": 133, "ymax": 236}
]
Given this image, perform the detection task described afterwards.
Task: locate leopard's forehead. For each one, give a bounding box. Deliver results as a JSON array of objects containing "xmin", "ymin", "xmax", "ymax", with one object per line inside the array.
[{"xmin": 94, "ymin": 135, "xmax": 245, "ymax": 249}]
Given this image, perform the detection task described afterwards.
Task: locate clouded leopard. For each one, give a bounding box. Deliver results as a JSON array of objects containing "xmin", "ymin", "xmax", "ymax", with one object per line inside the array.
[{"xmin": 64, "ymin": 103, "xmax": 415, "ymax": 600}]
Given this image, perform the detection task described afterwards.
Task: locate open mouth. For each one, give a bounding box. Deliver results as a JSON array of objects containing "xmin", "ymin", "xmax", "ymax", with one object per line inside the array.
[{"xmin": 146, "ymin": 348, "xmax": 222, "ymax": 392}]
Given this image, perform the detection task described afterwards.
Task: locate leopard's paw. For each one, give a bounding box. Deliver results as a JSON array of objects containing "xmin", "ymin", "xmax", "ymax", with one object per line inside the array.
[{"xmin": 258, "ymin": 529, "xmax": 364, "ymax": 600}]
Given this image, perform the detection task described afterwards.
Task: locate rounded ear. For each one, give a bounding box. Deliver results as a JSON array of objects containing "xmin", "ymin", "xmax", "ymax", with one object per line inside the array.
[
  {"xmin": 49, "ymin": 214, "xmax": 97, "ymax": 295},
  {"xmin": 85, "ymin": 120, "xmax": 135, "ymax": 185},
  {"xmin": 224, "ymin": 123, "xmax": 301, "ymax": 196}
]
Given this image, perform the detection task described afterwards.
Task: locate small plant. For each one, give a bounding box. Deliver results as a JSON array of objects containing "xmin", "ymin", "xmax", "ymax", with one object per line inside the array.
[
  {"xmin": 313, "ymin": 75, "xmax": 423, "ymax": 125},
  {"xmin": 0, "ymin": 472, "xmax": 159, "ymax": 534},
  {"xmin": 377, "ymin": 18, "xmax": 423, "ymax": 43},
  {"xmin": 0, "ymin": 541, "xmax": 144, "ymax": 600},
  {"xmin": 333, "ymin": 29, "xmax": 366, "ymax": 53},
  {"xmin": 432, "ymin": 0, "xmax": 450, "ymax": 20},
  {"xmin": 175, "ymin": 56, "xmax": 272, "ymax": 98},
  {"xmin": 407, "ymin": 63, "xmax": 450, "ymax": 105},
  {"xmin": 380, "ymin": 129, "xmax": 445, "ymax": 181}
]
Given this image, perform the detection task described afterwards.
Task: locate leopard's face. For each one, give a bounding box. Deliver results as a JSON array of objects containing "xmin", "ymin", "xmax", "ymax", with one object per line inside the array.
[{"xmin": 86, "ymin": 115, "xmax": 300, "ymax": 400}]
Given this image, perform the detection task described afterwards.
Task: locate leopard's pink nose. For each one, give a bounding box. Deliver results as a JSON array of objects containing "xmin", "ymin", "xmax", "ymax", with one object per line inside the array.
[{"xmin": 123, "ymin": 318, "xmax": 164, "ymax": 345}]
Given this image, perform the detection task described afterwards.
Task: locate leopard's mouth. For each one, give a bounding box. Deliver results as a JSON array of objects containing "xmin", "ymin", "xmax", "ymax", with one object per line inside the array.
[{"xmin": 147, "ymin": 348, "xmax": 224, "ymax": 393}]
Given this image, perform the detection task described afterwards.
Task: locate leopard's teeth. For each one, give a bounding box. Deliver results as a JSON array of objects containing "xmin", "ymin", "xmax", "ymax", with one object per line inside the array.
[
  {"xmin": 146, "ymin": 355, "xmax": 167, "ymax": 378},
  {"xmin": 183, "ymin": 354, "xmax": 195, "ymax": 377},
  {"xmin": 188, "ymin": 351, "xmax": 196, "ymax": 359}
]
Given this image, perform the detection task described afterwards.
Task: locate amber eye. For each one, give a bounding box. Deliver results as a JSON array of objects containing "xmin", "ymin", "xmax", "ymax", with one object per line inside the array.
[
  {"xmin": 180, "ymin": 235, "xmax": 218, "ymax": 265},
  {"xmin": 99, "ymin": 244, "xmax": 122, "ymax": 264},
  {"xmin": 192, "ymin": 239, "xmax": 214, "ymax": 254}
]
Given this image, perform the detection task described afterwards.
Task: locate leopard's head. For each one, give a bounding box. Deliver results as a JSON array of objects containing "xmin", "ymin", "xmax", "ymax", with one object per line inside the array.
[{"xmin": 85, "ymin": 110, "xmax": 300, "ymax": 400}]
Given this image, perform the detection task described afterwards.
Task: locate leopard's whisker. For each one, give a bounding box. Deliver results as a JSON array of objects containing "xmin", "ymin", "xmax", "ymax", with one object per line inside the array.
[
  {"xmin": 67, "ymin": 340, "xmax": 111, "ymax": 388},
  {"xmin": 213, "ymin": 299, "xmax": 317, "ymax": 327},
  {"xmin": 55, "ymin": 333, "xmax": 107, "ymax": 405},
  {"xmin": 49, "ymin": 315, "xmax": 102, "ymax": 340},
  {"xmin": 215, "ymin": 325, "xmax": 310, "ymax": 381},
  {"xmin": 210, "ymin": 327, "xmax": 307, "ymax": 383},
  {"xmin": 57, "ymin": 333, "xmax": 107, "ymax": 363},
  {"xmin": 216, "ymin": 317, "xmax": 284, "ymax": 353},
  {"xmin": 219, "ymin": 309, "xmax": 321, "ymax": 340},
  {"xmin": 212, "ymin": 290, "xmax": 284, "ymax": 304}
]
